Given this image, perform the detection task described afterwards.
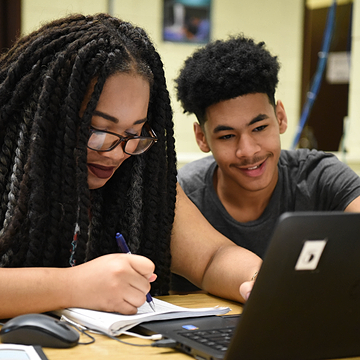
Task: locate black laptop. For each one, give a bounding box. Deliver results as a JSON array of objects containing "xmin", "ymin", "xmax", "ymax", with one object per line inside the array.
[{"xmin": 135, "ymin": 212, "xmax": 360, "ymax": 360}]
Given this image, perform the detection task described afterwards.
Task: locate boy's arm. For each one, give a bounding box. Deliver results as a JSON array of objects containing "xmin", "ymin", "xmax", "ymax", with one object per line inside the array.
[
  {"xmin": 344, "ymin": 196, "xmax": 360, "ymax": 212},
  {"xmin": 171, "ymin": 183, "xmax": 262, "ymax": 303}
]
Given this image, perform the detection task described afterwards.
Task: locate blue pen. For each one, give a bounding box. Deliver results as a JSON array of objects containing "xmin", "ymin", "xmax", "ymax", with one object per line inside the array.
[{"xmin": 115, "ymin": 232, "xmax": 156, "ymax": 312}]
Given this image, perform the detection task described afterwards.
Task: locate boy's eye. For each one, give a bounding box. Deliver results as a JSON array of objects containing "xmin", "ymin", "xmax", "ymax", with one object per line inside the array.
[
  {"xmin": 219, "ymin": 134, "xmax": 234, "ymax": 140},
  {"xmin": 253, "ymin": 125, "xmax": 267, "ymax": 132}
]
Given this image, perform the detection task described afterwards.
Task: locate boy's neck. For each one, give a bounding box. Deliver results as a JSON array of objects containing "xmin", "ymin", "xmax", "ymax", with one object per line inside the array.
[{"xmin": 213, "ymin": 167, "xmax": 278, "ymax": 223}]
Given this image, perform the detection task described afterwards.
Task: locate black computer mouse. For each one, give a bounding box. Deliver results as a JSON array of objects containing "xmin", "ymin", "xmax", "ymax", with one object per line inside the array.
[{"xmin": 0, "ymin": 313, "xmax": 79, "ymax": 348}]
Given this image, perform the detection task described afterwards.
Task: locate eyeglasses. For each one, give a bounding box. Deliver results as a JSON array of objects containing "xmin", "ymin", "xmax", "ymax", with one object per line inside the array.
[{"xmin": 87, "ymin": 122, "xmax": 158, "ymax": 155}]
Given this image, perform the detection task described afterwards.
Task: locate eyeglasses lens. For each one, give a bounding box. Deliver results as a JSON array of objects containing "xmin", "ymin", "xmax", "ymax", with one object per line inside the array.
[
  {"xmin": 125, "ymin": 138, "xmax": 153, "ymax": 155},
  {"xmin": 88, "ymin": 132, "xmax": 119, "ymax": 151}
]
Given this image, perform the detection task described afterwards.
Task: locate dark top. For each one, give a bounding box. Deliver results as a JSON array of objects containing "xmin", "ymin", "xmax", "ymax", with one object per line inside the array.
[{"xmin": 173, "ymin": 149, "xmax": 360, "ymax": 291}]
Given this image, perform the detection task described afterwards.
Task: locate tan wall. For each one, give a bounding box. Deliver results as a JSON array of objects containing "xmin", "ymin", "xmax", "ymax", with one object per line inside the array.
[
  {"xmin": 307, "ymin": 0, "xmax": 352, "ymax": 8},
  {"xmin": 22, "ymin": 0, "xmax": 107, "ymax": 33}
]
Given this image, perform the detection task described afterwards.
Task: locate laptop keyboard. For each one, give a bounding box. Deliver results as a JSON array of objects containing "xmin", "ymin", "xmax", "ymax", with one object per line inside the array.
[{"xmin": 179, "ymin": 327, "xmax": 235, "ymax": 352}]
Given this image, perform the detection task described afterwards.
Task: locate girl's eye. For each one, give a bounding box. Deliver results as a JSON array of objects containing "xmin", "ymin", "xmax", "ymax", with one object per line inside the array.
[
  {"xmin": 125, "ymin": 131, "xmax": 137, "ymax": 137},
  {"xmin": 126, "ymin": 125, "xmax": 144, "ymax": 137},
  {"xmin": 125, "ymin": 130, "xmax": 141, "ymax": 138},
  {"xmin": 91, "ymin": 124, "xmax": 108, "ymax": 132}
]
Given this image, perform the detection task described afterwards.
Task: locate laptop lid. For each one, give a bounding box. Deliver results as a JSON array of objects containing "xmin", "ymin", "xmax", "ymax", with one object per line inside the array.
[{"xmin": 136, "ymin": 212, "xmax": 360, "ymax": 360}]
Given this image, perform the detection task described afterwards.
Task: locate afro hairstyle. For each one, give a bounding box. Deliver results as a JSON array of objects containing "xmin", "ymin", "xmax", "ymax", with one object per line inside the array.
[{"xmin": 175, "ymin": 35, "xmax": 280, "ymax": 125}]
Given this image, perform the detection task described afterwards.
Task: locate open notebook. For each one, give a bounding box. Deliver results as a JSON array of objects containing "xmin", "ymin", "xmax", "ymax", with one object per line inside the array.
[
  {"xmin": 54, "ymin": 297, "xmax": 230, "ymax": 336},
  {"xmin": 137, "ymin": 212, "xmax": 360, "ymax": 360}
]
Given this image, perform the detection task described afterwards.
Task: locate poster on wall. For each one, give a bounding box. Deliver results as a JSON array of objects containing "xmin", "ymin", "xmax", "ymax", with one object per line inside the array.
[{"xmin": 163, "ymin": 0, "xmax": 211, "ymax": 43}]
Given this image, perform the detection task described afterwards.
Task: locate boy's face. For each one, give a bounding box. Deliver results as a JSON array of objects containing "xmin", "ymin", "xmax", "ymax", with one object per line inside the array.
[{"xmin": 194, "ymin": 93, "xmax": 287, "ymax": 195}]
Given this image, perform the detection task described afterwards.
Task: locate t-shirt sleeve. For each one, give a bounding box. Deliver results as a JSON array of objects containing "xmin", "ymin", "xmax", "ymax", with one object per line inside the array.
[
  {"xmin": 295, "ymin": 151, "xmax": 360, "ymax": 210},
  {"xmin": 177, "ymin": 155, "xmax": 214, "ymax": 198}
]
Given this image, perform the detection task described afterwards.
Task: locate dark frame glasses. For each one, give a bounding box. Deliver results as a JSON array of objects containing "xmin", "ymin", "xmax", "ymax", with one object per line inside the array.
[{"xmin": 87, "ymin": 122, "xmax": 158, "ymax": 155}]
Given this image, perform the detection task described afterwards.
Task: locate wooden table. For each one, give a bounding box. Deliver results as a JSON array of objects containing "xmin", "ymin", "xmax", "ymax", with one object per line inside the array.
[{"xmin": 2, "ymin": 294, "xmax": 360, "ymax": 359}]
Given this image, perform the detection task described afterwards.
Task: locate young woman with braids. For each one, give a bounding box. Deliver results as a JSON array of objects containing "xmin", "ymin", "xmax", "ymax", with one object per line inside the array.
[{"xmin": 0, "ymin": 13, "xmax": 261, "ymax": 319}]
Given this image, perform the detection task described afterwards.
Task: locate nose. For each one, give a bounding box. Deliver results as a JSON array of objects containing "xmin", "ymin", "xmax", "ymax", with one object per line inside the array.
[
  {"xmin": 99, "ymin": 142, "xmax": 129, "ymax": 161},
  {"xmin": 235, "ymin": 134, "xmax": 261, "ymax": 158}
]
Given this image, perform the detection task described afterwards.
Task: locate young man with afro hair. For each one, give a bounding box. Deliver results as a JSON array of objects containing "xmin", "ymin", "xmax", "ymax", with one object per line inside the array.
[{"xmin": 172, "ymin": 35, "xmax": 360, "ymax": 293}]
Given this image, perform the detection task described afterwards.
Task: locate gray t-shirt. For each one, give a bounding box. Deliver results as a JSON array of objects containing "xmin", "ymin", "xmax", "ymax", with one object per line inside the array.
[{"xmin": 173, "ymin": 149, "xmax": 360, "ymax": 291}]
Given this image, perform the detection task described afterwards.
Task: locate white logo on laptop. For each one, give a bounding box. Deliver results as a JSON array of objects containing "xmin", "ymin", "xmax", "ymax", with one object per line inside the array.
[{"xmin": 295, "ymin": 240, "xmax": 327, "ymax": 270}]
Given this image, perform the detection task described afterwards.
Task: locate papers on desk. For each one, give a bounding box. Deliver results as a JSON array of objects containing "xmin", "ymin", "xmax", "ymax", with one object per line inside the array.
[
  {"xmin": 54, "ymin": 298, "xmax": 230, "ymax": 336},
  {"xmin": 0, "ymin": 344, "xmax": 48, "ymax": 360}
]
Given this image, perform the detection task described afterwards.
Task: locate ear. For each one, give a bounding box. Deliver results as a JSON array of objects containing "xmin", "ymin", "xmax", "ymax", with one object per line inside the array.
[
  {"xmin": 275, "ymin": 100, "xmax": 288, "ymax": 134},
  {"xmin": 194, "ymin": 122, "xmax": 211, "ymax": 153}
]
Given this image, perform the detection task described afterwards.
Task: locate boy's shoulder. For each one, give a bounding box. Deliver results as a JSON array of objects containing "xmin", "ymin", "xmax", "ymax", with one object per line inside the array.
[
  {"xmin": 178, "ymin": 155, "xmax": 216, "ymax": 191},
  {"xmin": 279, "ymin": 148, "xmax": 336, "ymax": 166},
  {"xmin": 178, "ymin": 155, "xmax": 215, "ymax": 178}
]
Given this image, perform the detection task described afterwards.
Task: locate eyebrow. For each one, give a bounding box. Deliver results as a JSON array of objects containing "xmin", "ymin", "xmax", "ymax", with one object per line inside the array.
[
  {"xmin": 92, "ymin": 110, "xmax": 147, "ymax": 125},
  {"xmin": 212, "ymin": 114, "xmax": 269, "ymax": 133}
]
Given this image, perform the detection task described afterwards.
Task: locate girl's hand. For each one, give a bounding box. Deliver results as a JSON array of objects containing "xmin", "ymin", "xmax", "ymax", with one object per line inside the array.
[{"xmin": 69, "ymin": 254, "xmax": 156, "ymax": 314}]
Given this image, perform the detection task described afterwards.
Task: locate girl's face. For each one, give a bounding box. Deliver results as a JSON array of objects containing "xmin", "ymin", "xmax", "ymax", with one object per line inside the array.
[{"xmin": 83, "ymin": 72, "xmax": 150, "ymax": 189}]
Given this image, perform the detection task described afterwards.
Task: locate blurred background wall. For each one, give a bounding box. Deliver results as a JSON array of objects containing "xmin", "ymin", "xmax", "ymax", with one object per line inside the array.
[{"xmin": 1, "ymin": 0, "xmax": 359, "ymax": 172}]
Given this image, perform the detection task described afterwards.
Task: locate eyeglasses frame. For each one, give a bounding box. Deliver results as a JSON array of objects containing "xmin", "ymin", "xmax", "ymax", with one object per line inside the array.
[{"xmin": 87, "ymin": 122, "xmax": 158, "ymax": 155}]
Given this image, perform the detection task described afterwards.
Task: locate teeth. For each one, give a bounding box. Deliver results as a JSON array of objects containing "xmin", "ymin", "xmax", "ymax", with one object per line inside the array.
[{"xmin": 247, "ymin": 165, "xmax": 260, "ymax": 170}]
